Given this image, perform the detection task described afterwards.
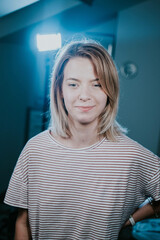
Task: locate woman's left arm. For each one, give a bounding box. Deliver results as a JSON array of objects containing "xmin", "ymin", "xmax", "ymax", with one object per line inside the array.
[{"xmin": 124, "ymin": 200, "xmax": 160, "ymax": 227}]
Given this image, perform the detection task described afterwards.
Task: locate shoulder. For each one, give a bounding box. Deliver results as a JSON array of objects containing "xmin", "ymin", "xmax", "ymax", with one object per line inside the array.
[
  {"xmin": 115, "ymin": 134, "xmax": 159, "ymax": 164},
  {"xmin": 21, "ymin": 130, "xmax": 51, "ymax": 156},
  {"xmin": 119, "ymin": 134, "xmax": 157, "ymax": 154},
  {"xmin": 102, "ymin": 133, "xmax": 159, "ymax": 161},
  {"xmin": 26, "ymin": 130, "xmax": 50, "ymax": 147}
]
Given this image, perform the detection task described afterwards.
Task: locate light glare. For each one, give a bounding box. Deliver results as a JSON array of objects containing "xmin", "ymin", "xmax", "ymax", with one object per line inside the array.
[
  {"xmin": 36, "ymin": 33, "xmax": 61, "ymax": 51},
  {"xmin": 107, "ymin": 44, "xmax": 113, "ymax": 56}
]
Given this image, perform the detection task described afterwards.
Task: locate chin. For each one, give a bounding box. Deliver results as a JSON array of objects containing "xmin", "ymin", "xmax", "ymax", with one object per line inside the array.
[
  {"xmin": 79, "ymin": 121, "xmax": 91, "ymax": 125},
  {"xmin": 77, "ymin": 118, "xmax": 96, "ymax": 125}
]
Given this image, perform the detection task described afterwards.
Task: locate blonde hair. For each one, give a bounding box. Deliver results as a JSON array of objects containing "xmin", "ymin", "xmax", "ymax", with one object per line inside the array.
[{"xmin": 50, "ymin": 40, "xmax": 125, "ymax": 141}]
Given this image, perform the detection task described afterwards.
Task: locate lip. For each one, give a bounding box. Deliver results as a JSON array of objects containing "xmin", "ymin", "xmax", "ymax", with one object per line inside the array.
[{"xmin": 76, "ymin": 106, "xmax": 94, "ymax": 112}]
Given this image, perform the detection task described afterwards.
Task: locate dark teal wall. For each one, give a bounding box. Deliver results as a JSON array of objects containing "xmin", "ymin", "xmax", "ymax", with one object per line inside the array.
[
  {"xmin": 115, "ymin": 0, "xmax": 160, "ymax": 155},
  {"xmin": 0, "ymin": 0, "xmax": 159, "ymax": 194}
]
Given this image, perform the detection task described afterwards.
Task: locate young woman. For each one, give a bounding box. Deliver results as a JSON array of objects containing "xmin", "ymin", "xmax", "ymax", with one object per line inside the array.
[{"xmin": 4, "ymin": 40, "xmax": 160, "ymax": 240}]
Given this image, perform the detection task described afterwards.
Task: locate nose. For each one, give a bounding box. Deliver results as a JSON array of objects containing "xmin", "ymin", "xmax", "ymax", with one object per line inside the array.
[{"xmin": 79, "ymin": 85, "xmax": 91, "ymax": 101}]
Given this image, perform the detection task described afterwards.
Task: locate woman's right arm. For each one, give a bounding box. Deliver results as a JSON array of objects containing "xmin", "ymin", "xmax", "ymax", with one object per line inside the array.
[{"xmin": 14, "ymin": 208, "xmax": 32, "ymax": 240}]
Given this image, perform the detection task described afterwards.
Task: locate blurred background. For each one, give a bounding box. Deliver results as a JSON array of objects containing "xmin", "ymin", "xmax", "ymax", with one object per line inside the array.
[{"xmin": 0, "ymin": 0, "xmax": 160, "ymax": 238}]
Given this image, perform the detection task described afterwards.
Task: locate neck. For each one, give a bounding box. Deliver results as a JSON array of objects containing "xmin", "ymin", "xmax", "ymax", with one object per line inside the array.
[
  {"xmin": 51, "ymin": 121, "xmax": 104, "ymax": 149},
  {"xmin": 68, "ymin": 121, "xmax": 102, "ymax": 148}
]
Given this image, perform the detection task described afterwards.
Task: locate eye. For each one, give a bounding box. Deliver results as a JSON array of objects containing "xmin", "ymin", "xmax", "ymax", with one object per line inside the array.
[
  {"xmin": 68, "ymin": 83, "xmax": 78, "ymax": 87},
  {"xmin": 93, "ymin": 83, "xmax": 101, "ymax": 87}
]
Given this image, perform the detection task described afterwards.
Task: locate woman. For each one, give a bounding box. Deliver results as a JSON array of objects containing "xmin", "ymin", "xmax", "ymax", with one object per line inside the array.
[{"xmin": 4, "ymin": 40, "xmax": 160, "ymax": 240}]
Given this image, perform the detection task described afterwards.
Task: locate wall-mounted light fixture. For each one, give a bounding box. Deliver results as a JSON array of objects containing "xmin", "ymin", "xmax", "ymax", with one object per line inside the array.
[
  {"xmin": 120, "ymin": 61, "xmax": 138, "ymax": 80},
  {"xmin": 36, "ymin": 33, "xmax": 62, "ymax": 52}
]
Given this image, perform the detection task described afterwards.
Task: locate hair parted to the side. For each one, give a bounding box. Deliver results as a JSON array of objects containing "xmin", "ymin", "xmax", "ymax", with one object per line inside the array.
[{"xmin": 50, "ymin": 39, "xmax": 126, "ymax": 141}]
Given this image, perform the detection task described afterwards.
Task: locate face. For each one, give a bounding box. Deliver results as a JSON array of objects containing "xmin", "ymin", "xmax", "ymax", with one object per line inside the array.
[{"xmin": 62, "ymin": 57, "xmax": 107, "ymax": 128}]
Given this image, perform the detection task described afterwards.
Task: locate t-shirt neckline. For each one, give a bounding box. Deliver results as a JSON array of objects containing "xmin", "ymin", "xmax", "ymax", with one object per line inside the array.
[{"xmin": 47, "ymin": 129, "xmax": 106, "ymax": 151}]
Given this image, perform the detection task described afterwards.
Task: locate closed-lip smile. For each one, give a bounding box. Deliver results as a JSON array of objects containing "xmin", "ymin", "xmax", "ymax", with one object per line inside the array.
[{"xmin": 76, "ymin": 106, "xmax": 95, "ymax": 112}]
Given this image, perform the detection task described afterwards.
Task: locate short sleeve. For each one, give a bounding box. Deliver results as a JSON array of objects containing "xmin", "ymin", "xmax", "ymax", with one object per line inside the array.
[
  {"xmin": 4, "ymin": 144, "xmax": 29, "ymax": 209},
  {"xmin": 145, "ymin": 155, "xmax": 160, "ymax": 201}
]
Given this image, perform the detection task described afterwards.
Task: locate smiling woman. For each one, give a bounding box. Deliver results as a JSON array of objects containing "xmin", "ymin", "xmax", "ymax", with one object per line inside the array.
[
  {"xmin": 61, "ymin": 57, "xmax": 107, "ymax": 135},
  {"xmin": 50, "ymin": 40, "xmax": 121, "ymax": 142},
  {"xmin": 4, "ymin": 40, "xmax": 160, "ymax": 240}
]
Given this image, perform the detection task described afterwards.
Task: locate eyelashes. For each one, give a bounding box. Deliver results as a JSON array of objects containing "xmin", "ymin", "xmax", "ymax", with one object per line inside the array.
[
  {"xmin": 93, "ymin": 83, "xmax": 101, "ymax": 87},
  {"xmin": 68, "ymin": 83, "xmax": 77, "ymax": 87},
  {"xmin": 67, "ymin": 83, "xmax": 101, "ymax": 88}
]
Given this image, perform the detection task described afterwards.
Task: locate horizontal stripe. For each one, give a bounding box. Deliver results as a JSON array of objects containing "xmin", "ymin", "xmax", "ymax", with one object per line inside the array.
[{"xmin": 4, "ymin": 130, "xmax": 160, "ymax": 240}]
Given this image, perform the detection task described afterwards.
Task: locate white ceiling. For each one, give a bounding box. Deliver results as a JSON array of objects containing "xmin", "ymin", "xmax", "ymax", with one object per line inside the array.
[
  {"xmin": 0, "ymin": 0, "xmax": 148, "ymax": 39},
  {"xmin": 0, "ymin": 0, "xmax": 148, "ymax": 19},
  {"xmin": 0, "ymin": 0, "xmax": 81, "ymax": 38},
  {"xmin": 0, "ymin": 0, "xmax": 40, "ymax": 17}
]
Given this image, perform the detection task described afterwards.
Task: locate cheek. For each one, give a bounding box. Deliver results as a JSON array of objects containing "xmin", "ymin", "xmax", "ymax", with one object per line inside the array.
[
  {"xmin": 62, "ymin": 94, "xmax": 74, "ymax": 113},
  {"xmin": 100, "ymin": 94, "xmax": 108, "ymax": 108},
  {"xmin": 63, "ymin": 93, "xmax": 71, "ymax": 104}
]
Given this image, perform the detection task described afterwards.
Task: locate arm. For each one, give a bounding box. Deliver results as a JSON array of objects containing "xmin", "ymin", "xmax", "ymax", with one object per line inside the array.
[
  {"xmin": 124, "ymin": 200, "xmax": 160, "ymax": 227},
  {"xmin": 14, "ymin": 208, "xmax": 32, "ymax": 240}
]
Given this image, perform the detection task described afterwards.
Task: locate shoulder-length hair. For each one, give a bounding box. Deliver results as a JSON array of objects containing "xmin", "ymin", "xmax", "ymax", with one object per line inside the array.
[{"xmin": 50, "ymin": 40, "xmax": 125, "ymax": 141}]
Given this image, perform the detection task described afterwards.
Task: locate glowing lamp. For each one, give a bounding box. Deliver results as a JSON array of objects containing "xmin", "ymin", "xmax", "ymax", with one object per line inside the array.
[{"xmin": 36, "ymin": 33, "xmax": 62, "ymax": 51}]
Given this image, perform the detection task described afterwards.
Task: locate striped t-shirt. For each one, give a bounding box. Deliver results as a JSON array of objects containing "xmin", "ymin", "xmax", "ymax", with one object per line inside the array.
[{"xmin": 4, "ymin": 130, "xmax": 160, "ymax": 240}]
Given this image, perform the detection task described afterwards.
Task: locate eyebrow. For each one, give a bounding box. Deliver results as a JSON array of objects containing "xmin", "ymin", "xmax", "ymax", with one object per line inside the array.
[{"xmin": 66, "ymin": 78, "xmax": 99, "ymax": 82}]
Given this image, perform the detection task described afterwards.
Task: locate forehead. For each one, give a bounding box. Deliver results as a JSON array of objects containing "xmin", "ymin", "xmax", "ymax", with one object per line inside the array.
[{"xmin": 63, "ymin": 57, "xmax": 97, "ymax": 78}]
